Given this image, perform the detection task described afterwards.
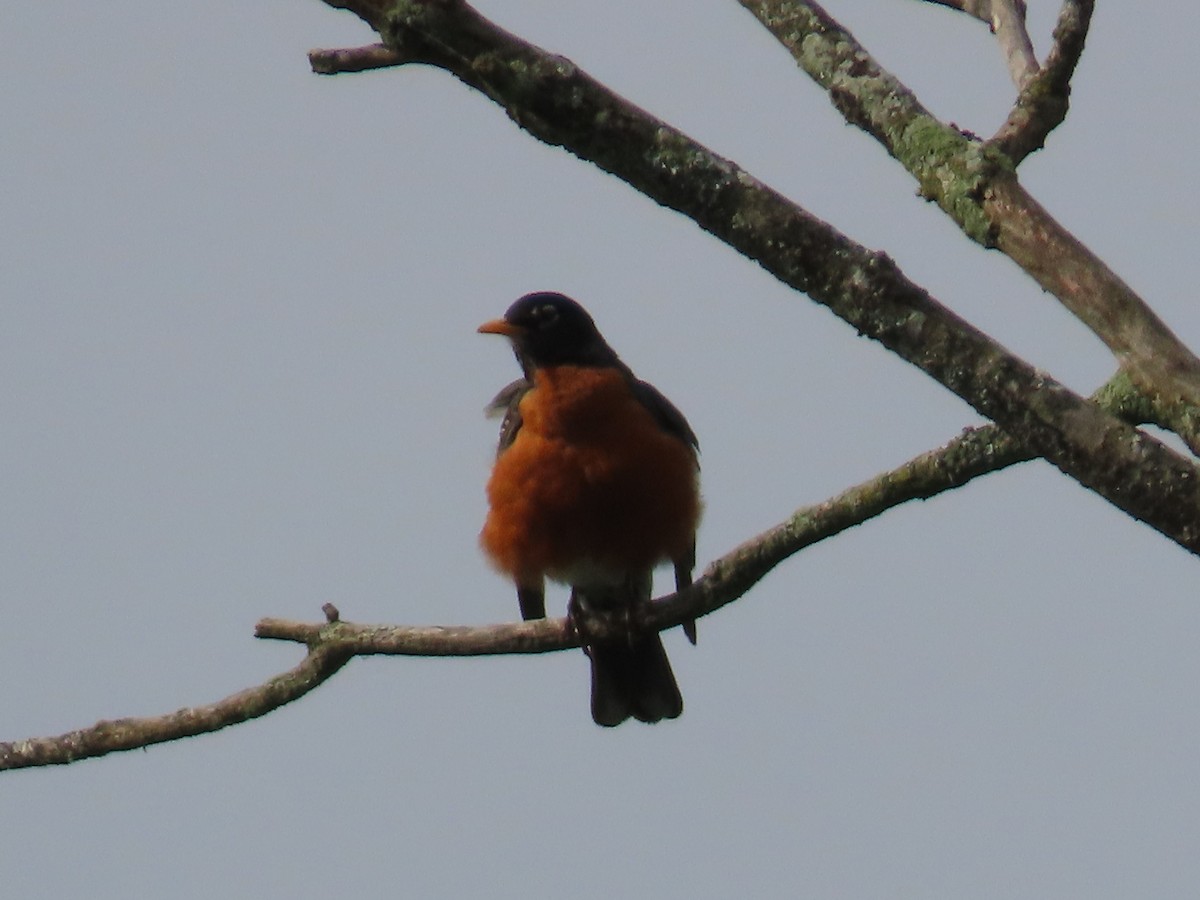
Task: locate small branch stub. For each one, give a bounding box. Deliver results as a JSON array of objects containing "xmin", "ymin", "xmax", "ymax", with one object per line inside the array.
[{"xmin": 309, "ymin": 43, "xmax": 402, "ymax": 75}]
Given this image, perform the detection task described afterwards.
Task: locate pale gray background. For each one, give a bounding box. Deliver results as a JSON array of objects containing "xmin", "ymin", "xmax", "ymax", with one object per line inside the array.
[{"xmin": 4, "ymin": 2, "xmax": 1198, "ymax": 897}]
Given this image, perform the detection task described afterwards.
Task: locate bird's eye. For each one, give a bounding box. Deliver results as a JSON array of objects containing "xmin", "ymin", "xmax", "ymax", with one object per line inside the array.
[{"xmin": 534, "ymin": 304, "xmax": 559, "ymax": 327}]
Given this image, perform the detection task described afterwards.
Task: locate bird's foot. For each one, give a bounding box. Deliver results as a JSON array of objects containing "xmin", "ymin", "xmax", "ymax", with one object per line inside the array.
[{"xmin": 569, "ymin": 587, "xmax": 642, "ymax": 652}]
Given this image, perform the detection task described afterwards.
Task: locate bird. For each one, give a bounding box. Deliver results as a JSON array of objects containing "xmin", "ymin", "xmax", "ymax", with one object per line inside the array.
[{"xmin": 478, "ymin": 291, "xmax": 702, "ymax": 726}]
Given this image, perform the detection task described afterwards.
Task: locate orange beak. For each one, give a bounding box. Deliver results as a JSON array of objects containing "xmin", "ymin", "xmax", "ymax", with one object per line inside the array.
[{"xmin": 477, "ymin": 319, "xmax": 523, "ymax": 337}]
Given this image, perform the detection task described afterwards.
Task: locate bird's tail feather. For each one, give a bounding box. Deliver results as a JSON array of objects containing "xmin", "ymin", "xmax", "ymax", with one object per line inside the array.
[
  {"xmin": 571, "ymin": 578, "xmax": 683, "ymax": 727},
  {"xmin": 589, "ymin": 635, "xmax": 683, "ymax": 726}
]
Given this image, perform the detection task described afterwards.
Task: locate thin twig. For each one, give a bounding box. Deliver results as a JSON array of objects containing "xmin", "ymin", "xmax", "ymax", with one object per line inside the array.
[
  {"xmin": 992, "ymin": 0, "xmax": 1094, "ymax": 162},
  {"xmin": 0, "ymin": 644, "xmax": 351, "ymax": 771},
  {"xmin": 990, "ymin": 0, "xmax": 1039, "ymax": 88}
]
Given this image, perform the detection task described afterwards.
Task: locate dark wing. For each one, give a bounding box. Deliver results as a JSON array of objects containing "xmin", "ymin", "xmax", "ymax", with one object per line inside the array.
[
  {"xmin": 632, "ymin": 377, "xmax": 700, "ymax": 644},
  {"xmin": 631, "ymin": 378, "xmax": 699, "ymax": 454},
  {"xmin": 485, "ymin": 377, "xmax": 531, "ymax": 456}
]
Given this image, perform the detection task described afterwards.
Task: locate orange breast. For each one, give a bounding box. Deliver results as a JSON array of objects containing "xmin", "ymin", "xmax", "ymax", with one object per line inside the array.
[{"xmin": 481, "ymin": 366, "xmax": 701, "ymax": 587}]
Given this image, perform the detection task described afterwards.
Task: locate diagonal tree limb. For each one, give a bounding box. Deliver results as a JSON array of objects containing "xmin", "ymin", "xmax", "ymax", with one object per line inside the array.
[
  {"xmin": 737, "ymin": 0, "xmax": 1200, "ymax": 452},
  {"xmin": 313, "ymin": 3, "xmax": 1181, "ymax": 445},
  {"xmin": 299, "ymin": 0, "xmax": 1200, "ymax": 552}
]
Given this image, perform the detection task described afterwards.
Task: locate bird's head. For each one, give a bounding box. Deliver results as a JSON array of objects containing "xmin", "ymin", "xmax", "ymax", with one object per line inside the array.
[{"xmin": 478, "ymin": 292, "xmax": 621, "ymax": 374}]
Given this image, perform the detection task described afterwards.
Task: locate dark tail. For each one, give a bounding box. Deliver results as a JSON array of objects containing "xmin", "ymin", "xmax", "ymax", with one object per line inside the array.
[
  {"xmin": 571, "ymin": 578, "xmax": 684, "ymax": 727},
  {"xmin": 589, "ymin": 634, "xmax": 683, "ymax": 726}
]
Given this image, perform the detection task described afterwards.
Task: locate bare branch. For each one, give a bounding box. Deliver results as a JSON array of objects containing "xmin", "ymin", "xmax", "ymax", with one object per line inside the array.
[
  {"xmin": 914, "ymin": 0, "xmax": 1091, "ymax": 155},
  {"xmin": 310, "ymin": 42, "xmax": 402, "ymax": 74},
  {"xmin": 992, "ymin": 0, "xmax": 1095, "ymax": 162},
  {"xmin": 989, "ymin": 0, "xmax": 1039, "ymax": 87},
  {"xmin": 981, "ymin": 175, "xmax": 1191, "ymax": 406},
  {"xmin": 256, "ymin": 616, "xmax": 577, "ymax": 654},
  {"xmin": 915, "ymin": 0, "xmax": 1039, "ymax": 88},
  {"xmin": 296, "ymin": 0, "xmax": 1200, "ymax": 553},
  {"xmin": 0, "ymin": 645, "xmax": 351, "ymax": 771},
  {"xmin": 738, "ymin": 0, "xmax": 1200, "ymax": 452}
]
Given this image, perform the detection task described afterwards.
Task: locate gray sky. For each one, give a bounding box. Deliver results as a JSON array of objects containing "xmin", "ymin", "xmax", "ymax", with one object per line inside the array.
[{"xmin": 4, "ymin": 1, "xmax": 1198, "ymax": 897}]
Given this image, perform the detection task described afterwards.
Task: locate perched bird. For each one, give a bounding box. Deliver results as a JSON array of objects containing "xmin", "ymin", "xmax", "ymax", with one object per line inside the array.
[{"xmin": 478, "ymin": 292, "xmax": 702, "ymax": 726}]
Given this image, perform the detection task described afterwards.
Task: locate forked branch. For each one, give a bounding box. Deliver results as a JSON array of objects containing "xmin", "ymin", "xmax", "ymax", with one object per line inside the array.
[{"xmin": 737, "ymin": 0, "xmax": 1200, "ymax": 452}]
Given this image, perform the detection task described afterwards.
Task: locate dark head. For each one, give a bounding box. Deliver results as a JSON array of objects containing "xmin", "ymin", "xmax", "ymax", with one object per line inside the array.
[{"xmin": 478, "ymin": 292, "xmax": 622, "ymax": 375}]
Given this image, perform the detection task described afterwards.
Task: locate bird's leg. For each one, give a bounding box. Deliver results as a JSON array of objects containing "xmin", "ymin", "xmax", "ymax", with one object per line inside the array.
[
  {"xmin": 568, "ymin": 584, "xmax": 626, "ymax": 647},
  {"xmin": 516, "ymin": 584, "xmax": 546, "ymax": 621},
  {"xmin": 673, "ymin": 556, "xmax": 697, "ymax": 645},
  {"xmin": 567, "ymin": 586, "xmax": 596, "ymax": 658},
  {"xmin": 618, "ymin": 576, "xmax": 639, "ymax": 647},
  {"xmin": 570, "ymin": 574, "xmax": 651, "ymax": 648}
]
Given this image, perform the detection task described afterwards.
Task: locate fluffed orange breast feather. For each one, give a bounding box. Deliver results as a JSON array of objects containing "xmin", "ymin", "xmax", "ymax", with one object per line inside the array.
[{"xmin": 481, "ymin": 366, "xmax": 701, "ymax": 586}]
